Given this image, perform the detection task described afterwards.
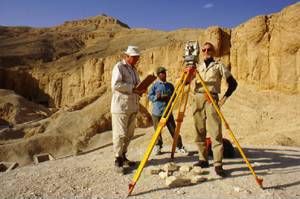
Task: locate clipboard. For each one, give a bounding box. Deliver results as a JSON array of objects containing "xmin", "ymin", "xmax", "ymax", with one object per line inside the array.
[{"xmin": 135, "ymin": 74, "xmax": 157, "ymax": 92}]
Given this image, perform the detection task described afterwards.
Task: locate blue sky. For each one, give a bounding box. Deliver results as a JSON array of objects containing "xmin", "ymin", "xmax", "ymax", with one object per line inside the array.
[{"xmin": 0, "ymin": 0, "xmax": 298, "ymax": 30}]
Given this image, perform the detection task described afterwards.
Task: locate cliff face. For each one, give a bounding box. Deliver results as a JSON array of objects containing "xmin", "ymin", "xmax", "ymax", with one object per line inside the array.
[
  {"xmin": 0, "ymin": 3, "xmax": 299, "ymax": 166},
  {"xmin": 0, "ymin": 3, "xmax": 299, "ymax": 109},
  {"xmin": 231, "ymin": 3, "xmax": 300, "ymax": 94},
  {"xmin": 0, "ymin": 89, "xmax": 51, "ymax": 126}
]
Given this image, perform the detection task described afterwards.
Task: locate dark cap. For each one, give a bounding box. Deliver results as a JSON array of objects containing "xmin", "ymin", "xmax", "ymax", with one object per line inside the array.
[{"xmin": 156, "ymin": 66, "xmax": 167, "ymax": 74}]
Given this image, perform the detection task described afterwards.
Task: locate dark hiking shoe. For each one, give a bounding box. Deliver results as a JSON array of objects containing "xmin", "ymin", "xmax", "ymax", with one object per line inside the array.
[
  {"xmin": 193, "ymin": 160, "xmax": 209, "ymax": 168},
  {"xmin": 176, "ymin": 146, "xmax": 188, "ymax": 154},
  {"xmin": 215, "ymin": 166, "xmax": 227, "ymax": 177},
  {"xmin": 114, "ymin": 157, "xmax": 124, "ymax": 174},
  {"xmin": 122, "ymin": 154, "xmax": 136, "ymax": 167}
]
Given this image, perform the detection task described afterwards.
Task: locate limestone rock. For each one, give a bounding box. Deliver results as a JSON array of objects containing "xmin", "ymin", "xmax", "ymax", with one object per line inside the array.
[
  {"xmin": 163, "ymin": 162, "xmax": 180, "ymax": 173},
  {"xmin": 146, "ymin": 166, "xmax": 162, "ymax": 175},
  {"xmin": 0, "ymin": 87, "xmax": 152, "ymax": 165},
  {"xmin": 230, "ymin": 2, "xmax": 300, "ymax": 94},
  {"xmin": 191, "ymin": 166, "xmax": 203, "ymax": 175},
  {"xmin": 233, "ymin": 186, "xmax": 242, "ymax": 192},
  {"xmin": 0, "ymin": 89, "xmax": 52, "ymax": 127},
  {"xmin": 179, "ymin": 165, "xmax": 191, "ymax": 172},
  {"xmin": 159, "ymin": 171, "xmax": 169, "ymax": 179},
  {"xmin": 165, "ymin": 176, "xmax": 191, "ymax": 188}
]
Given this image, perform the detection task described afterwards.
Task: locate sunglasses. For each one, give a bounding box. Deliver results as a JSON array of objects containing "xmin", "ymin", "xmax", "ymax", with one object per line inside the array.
[{"xmin": 202, "ymin": 48, "xmax": 212, "ymax": 52}]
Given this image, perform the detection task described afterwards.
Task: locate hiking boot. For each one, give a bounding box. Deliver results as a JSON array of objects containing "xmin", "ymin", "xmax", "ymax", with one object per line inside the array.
[
  {"xmin": 114, "ymin": 157, "xmax": 124, "ymax": 174},
  {"xmin": 122, "ymin": 154, "xmax": 136, "ymax": 167},
  {"xmin": 193, "ymin": 160, "xmax": 209, "ymax": 168},
  {"xmin": 215, "ymin": 166, "xmax": 227, "ymax": 177},
  {"xmin": 153, "ymin": 145, "xmax": 162, "ymax": 155},
  {"xmin": 176, "ymin": 146, "xmax": 188, "ymax": 154}
]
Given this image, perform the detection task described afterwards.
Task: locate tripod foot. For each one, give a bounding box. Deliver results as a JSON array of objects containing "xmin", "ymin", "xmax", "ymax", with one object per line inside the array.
[
  {"xmin": 127, "ymin": 182, "xmax": 136, "ymax": 197},
  {"xmin": 256, "ymin": 178, "xmax": 263, "ymax": 189}
]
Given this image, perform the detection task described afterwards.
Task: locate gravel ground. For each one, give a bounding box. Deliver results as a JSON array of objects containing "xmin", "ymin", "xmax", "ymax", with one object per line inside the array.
[{"xmin": 1, "ymin": 129, "xmax": 300, "ymax": 199}]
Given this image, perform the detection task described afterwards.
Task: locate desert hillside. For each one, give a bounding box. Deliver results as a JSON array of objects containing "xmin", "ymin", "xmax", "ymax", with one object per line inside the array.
[
  {"xmin": 0, "ymin": 3, "xmax": 299, "ymax": 108},
  {"xmin": 0, "ymin": 3, "xmax": 299, "ymax": 198},
  {"xmin": 0, "ymin": 1, "xmax": 299, "ymax": 166}
]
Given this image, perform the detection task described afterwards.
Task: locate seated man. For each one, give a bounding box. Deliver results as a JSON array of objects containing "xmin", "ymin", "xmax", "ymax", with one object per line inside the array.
[{"xmin": 148, "ymin": 66, "xmax": 187, "ymax": 155}]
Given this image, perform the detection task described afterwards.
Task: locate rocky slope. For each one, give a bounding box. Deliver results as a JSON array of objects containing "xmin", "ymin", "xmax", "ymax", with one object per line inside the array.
[
  {"xmin": 0, "ymin": 89, "xmax": 51, "ymax": 127},
  {"xmin": 0, "ymin": 86, "xmax": 152, "ymax": 165},
  {"xmin": 0, "ymin": 3, "xmax": 299, "ymax": 109},
  {"xmin": 0, "ymin": 3, "xmax": 299, "ymax": 167}
]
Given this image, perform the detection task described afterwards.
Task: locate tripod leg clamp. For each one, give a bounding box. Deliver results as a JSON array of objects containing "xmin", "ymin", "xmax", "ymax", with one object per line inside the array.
[{"xmin": 158, "ymin": 118, "xmax": 167, "ymax": 128}]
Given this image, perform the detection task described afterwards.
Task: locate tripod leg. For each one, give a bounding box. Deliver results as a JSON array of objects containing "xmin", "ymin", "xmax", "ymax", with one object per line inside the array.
[
  {"xmin": 194, "ymin": 70, "xmax": 263, "ymax": 188},
  {"xmin": 128, "ymin": 70, "xmax": 189, "ymax": 196},
  {"xmin": 171, "ymin": 83, "xmax": 191, "ymax": 159}
]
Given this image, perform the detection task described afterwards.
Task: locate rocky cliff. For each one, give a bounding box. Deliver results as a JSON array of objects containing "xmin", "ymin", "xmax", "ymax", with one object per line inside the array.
[
  {"xmin": 1, "ymin": 4, "xmax": 299, "ymax": 108},
  {"xmin": 0, "ymin": 3, "xmax": 299, "ymax": 165},
  {"xmin": 231, "ymin": 3, "xmax": 300, "ymax": 93}
]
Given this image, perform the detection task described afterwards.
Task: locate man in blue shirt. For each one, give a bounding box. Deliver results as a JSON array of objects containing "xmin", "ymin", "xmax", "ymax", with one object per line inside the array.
[{"xmin": 148, "ymin": 67, "xmax": 187, "ymax": 155}]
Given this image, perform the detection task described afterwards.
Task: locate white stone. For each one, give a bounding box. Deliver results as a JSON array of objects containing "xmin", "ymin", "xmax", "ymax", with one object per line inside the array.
[
  {"xmin": 165, "ymin": 176, "xmax": 191, "ymax": 187},
  {"xmin": 253, "ymin": 162, "xmax": 262, "ymax": 166},
  {"xmin": 163, "ymin": 162, "xmax": 179, "ymax": 172},
  {"xmin": 179, "ymin": 165, "xmax": 191, "ymax": 172},
  {"xmin": 191, "ymin": 166, "xmax": 203, "ymax": 175},
  {"xmin": 146, "ymin": 166, "xmax": 162, "ymax": 175},
  {"xmin": 233, "ymin": 186, "xmax": 242, "ymax": 192},
  {"xmin": 159, "ymin": 171, "xmax": 169, "ymax": 179},
  {"xmin": 176, "ymin": 190, "xmax": 186, "ymax": 195}
]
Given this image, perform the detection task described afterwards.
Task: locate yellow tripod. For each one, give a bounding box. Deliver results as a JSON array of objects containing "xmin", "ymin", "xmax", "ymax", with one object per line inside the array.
[{"xmin": 127, "ymin": 66, "xmax": 263, "ymax": 197}]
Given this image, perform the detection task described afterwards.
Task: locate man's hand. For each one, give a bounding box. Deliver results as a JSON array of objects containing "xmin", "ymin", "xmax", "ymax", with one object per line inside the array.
[
  {"xmin": 161, "ymin": 94, "xmax": 170, "ymax": 102},
  {"xmin": 133, "ymin": 88, "xmax": 146, "ymax": 96},
  {"xmin": 156, "ymin": 91, "xmax": 161, "ymax": 100},
  {"xmin": 218, "ymin": 96, "xmax": 227, "ymax": 108}
]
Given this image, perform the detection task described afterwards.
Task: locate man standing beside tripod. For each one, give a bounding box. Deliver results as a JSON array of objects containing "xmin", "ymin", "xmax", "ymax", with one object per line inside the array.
[
  {"xmin": 148, "ymin": 66, "xmax": 188, "ymax": 155},
  {"xmin": 193, "ymin": 42, "xmax": 238, "ymax": 177}
]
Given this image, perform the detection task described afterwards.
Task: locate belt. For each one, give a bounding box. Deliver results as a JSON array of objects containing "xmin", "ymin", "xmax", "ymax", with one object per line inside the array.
[
  {"xmin": 196, "ymin": 92, "xmax": 218, "ymax": 96},
  {"xmin": 196, "ymin": 92, "xmax": 218, "ymax": 104}
]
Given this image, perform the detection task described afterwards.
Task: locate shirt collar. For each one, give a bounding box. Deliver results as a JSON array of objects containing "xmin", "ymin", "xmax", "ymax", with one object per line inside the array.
[
  {"xmin": 157, "ymin": 79, "xmax": 166, "ymax": 84},
  {"xmin": 122, "ymin": 59, "xmax": 133, "ymax": 68},
  {"xmin": 204, "ymin": 58, "xmax": 214, "ymax": 67},
  {"xmin": 200, "ymin": 59, "xmax": 215, "ymax": 71}
]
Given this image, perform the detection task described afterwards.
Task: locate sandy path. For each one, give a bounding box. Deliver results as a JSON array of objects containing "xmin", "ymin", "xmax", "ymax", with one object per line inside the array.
[{"xmin": 1, "ymin": 128, "xmax": 299, "ymax": 199}]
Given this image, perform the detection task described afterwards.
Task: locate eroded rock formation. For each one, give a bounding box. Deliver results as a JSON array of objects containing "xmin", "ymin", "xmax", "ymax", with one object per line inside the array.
[{"xmin": 0, "ymin": 3, "xmax": 299, "ymax": 165}]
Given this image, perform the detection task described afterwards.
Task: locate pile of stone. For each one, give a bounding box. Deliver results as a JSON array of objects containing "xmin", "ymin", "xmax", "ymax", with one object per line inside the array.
[{"xmin": 146, "ymin": 162, "xmax": 209, "ymax": 187}]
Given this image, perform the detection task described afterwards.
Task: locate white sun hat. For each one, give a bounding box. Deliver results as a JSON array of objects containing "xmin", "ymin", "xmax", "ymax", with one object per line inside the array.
[{"xmin": 124, "ymin": 46, "xmax": 140, "ymax": 56}]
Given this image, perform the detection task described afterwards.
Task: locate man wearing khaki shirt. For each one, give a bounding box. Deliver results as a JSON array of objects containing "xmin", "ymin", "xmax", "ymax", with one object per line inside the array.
[
  {"xmin": 111, "ymin": 46, "xmax": 144, "ymax": 174},
  {"xmin": 192, "ymin": 42, "xmax": 237, "ymax": 177}
]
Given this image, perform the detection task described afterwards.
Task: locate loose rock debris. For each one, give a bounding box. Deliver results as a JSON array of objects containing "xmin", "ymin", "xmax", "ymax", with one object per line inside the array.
[{"xmin": 146, "ymin": 163, "xmax": 208, "ymax": 188}]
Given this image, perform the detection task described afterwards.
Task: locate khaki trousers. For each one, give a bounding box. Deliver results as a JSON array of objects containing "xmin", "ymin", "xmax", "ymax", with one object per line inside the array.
[
  {"xmin": 192, "ymin": 93, "xmax": 223, "ymax": 166},
  {"xmin": 112, "ymin": 112, "xmax": 137, "ymax": 158}
]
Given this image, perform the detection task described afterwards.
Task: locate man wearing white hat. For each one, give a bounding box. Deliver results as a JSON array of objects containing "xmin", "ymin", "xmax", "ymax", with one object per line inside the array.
[{"xmin": 111, "ymin": 45, "xmax": 144, "ymax": 174}]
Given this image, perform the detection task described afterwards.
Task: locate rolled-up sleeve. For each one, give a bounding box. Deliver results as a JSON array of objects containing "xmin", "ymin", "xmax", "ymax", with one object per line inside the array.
[
  {"xmin": 111, "ymin": 63, "xmax": 134, "ymax": 93},
  {"xmin": 148, "ymin": 84, "xmax": 157, "ymax": 102},
  {"xmin": 219, "ymin": 63, "xmax": 232, "ymax": 80}
]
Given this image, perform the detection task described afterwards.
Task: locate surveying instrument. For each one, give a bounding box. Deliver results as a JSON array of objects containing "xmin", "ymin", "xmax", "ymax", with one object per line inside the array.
[{"xmin": 127, "ymin": 41, "xmax": 263, "ymax": 197}]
